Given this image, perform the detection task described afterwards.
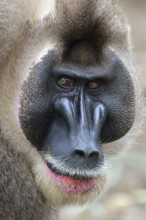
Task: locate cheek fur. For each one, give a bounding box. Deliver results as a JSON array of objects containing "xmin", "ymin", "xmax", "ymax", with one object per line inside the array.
[{"xmin": 33, "ymin": 0, "xmax": 56, "ymax": 22}]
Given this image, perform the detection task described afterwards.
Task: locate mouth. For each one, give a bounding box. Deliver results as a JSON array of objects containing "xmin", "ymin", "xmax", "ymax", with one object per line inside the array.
[{"xmin": 45, "ymin": 162, "xmax": 97, "ymax": 194}]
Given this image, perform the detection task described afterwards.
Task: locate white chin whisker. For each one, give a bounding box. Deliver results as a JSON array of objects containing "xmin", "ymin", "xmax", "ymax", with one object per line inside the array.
[{"xmin": 40, "ymin": 152, "xmax": 106, "ymax": 179}]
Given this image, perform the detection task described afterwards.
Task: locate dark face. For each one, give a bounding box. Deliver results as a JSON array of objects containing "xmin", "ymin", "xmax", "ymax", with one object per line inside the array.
[{"xmin": 19, "ymin": 45, "xmax": 135, "ymax": 192}]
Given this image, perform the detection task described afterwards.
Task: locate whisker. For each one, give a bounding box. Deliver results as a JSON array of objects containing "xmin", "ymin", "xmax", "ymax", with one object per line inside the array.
[{"xmin": 40, "ymin": 152, "xmax": 106, "ymax": 179}]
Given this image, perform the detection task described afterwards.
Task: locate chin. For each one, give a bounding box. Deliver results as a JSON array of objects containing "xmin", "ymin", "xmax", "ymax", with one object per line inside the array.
[{"xmin": 34, "ymin": 162, "xmax": 106, "ymax": 205}]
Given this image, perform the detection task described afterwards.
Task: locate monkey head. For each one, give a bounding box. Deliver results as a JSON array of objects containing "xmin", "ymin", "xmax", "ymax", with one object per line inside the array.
[{"xmin": 0, "ymin": 0, "xmax": 143, "ymax": 206}]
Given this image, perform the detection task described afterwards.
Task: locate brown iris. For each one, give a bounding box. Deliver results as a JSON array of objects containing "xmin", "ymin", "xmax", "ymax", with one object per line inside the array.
[
  {"xmin": 58, "ymin": 77, "xmax": 74, "ymax": 89},
  {"xmin": 88, "ymin": 81, "xmax": 103, "ymax": 91}
]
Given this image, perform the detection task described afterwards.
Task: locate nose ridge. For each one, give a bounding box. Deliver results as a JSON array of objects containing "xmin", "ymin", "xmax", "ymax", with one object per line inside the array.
[
  {"xmin": 69, "ymin": 102, "xmax": 106, "ymax": 168},
  {"xmin": 54, "ymin": 97, "xmax": 77, "ymax": 130},
  {"xmin": 54, "ymin": 96, "xmax": 106, "ymax": 168},
  {"xmin": 93, "ymin": 103, "xmax": 107, "ymax": 131}
]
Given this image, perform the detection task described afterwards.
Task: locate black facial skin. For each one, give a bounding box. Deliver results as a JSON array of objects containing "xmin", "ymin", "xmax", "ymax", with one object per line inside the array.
[{"xmin": 19, "ymin": 50, "xmax": 135, "ymax": 176}]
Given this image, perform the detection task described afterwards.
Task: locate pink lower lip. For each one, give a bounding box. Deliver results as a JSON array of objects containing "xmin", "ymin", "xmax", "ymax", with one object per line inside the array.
[{"xmin": 45, "ymin": 166, "xmax": 97, "ymax": 194}]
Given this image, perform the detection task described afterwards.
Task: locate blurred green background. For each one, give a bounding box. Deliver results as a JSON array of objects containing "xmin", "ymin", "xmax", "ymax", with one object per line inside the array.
[{"xmin": 60, "ymin": 1, "xmax": 146, "ymax": 219}]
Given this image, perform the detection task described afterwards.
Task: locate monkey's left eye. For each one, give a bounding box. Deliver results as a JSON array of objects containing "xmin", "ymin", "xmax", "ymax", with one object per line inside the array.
[
  {"xmin": 88, "ymin": 81, "xmax": 103, "ymax": 91},
  {"xmin": 58, "ymin": 77, "xmax": 74, "ymax": 89}
]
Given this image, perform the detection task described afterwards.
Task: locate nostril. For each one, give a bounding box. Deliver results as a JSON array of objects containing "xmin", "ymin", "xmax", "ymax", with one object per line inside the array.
[
  {"xmin": 72, "ymin": 149, "xmax": 99, "ymax": 161},
  {"xmin": 73, "ymin": 149, "xmax": 85, "ymax": 159},
  {"xmin": 72, "ymin": 148, "xmax": 102, "ymax": 168},
  {"xmin": 89, "ymin": 151, "xmax": 99, "ymax": 161}
]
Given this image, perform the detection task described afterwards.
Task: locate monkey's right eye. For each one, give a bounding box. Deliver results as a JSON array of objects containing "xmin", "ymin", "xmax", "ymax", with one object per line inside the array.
[{"xmin": 58, "ymin": 77, "xmax": 75, "ymax": 89}]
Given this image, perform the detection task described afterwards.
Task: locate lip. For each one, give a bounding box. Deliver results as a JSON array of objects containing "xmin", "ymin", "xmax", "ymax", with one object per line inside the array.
[{"xmin": 45, "ymin": 165, "xmax": 97, "ymax": 194}]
